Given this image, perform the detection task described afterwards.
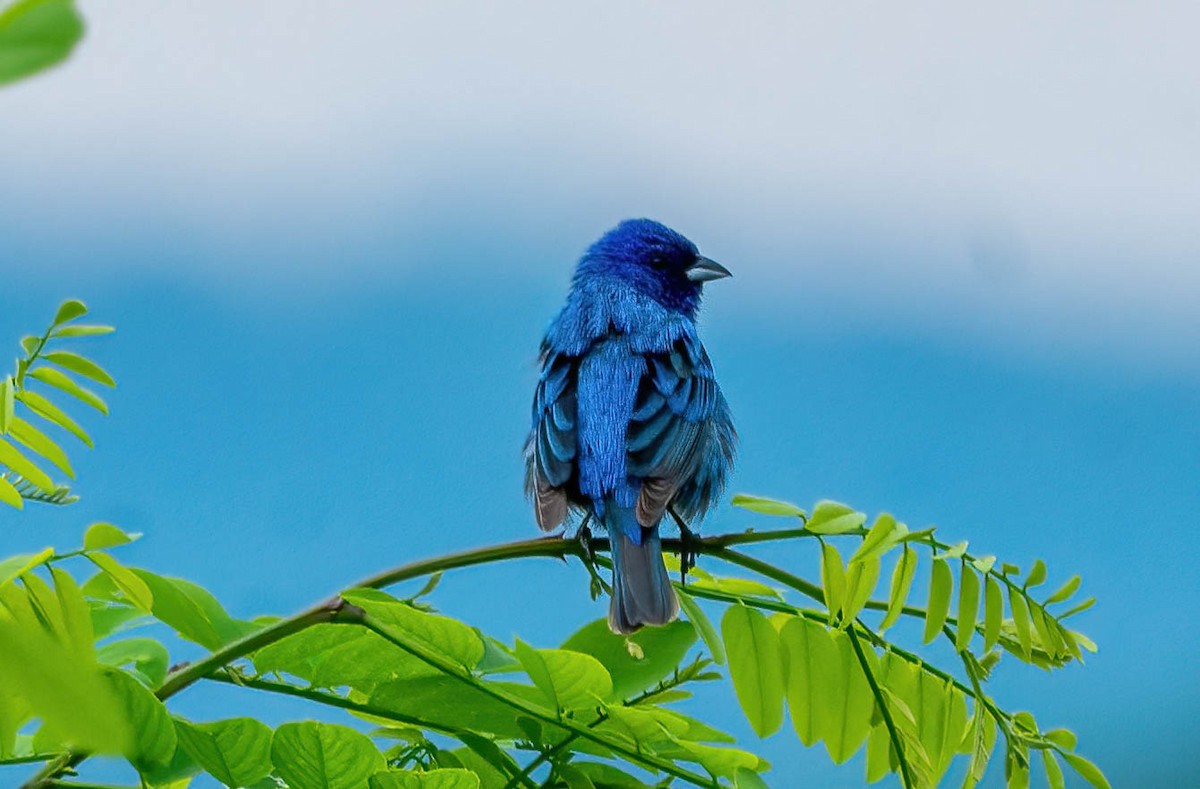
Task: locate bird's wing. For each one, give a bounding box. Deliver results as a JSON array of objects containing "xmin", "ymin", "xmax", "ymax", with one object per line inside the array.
[
  {"xmin": 526, "ymin": 347, "xmax": 577, "ymax": 530},
  {"xmin": 627, "ymin": 330, "xmax": 734, "ymax": 527}
]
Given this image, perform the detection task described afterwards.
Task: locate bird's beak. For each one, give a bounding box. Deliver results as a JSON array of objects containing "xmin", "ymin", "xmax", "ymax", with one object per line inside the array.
[{"xmin": 686, "ymin": 256, "xmax": 733, "ymax": 283}]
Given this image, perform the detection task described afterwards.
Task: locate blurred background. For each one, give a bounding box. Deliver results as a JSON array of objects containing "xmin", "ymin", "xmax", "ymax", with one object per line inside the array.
[{"xmin": 2, "ymin": 2, "xmax": 1198, "ymax": 786}]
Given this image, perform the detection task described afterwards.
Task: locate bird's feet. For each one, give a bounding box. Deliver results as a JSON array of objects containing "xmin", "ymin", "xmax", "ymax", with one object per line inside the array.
[
  {"xmin": 669, "ymin": 507, "xmax": 698, "ymax": 585},
  {"xmin": 575, "ymin": 516, "xmax": 609, "ymax": 600}
]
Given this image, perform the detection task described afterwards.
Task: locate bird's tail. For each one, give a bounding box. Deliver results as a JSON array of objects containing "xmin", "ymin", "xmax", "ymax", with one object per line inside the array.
[{"xmin": 607, "ymin": 509, "xmax": 679, "ymax": 635}]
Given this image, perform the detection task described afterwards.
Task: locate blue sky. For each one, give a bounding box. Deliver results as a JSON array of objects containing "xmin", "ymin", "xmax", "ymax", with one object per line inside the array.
[{"xmin": 2, "ymin": 3, "xmax": 1199, "ymax": 787}]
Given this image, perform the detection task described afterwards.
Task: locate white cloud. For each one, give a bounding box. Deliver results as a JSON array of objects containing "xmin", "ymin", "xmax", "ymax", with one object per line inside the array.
[{"xmin": 1, "ymin": 1, "xmax": 1197, "ymax": 367}]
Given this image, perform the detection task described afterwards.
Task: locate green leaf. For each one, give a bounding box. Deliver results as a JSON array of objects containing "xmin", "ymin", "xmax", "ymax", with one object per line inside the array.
[
  {"xmin": 923, "ymin": 559, "xmax": 953, "ymax": 644},
  {"xmin": 1060, "ymin": 752, "xmax": 1111, "ymax": 789},
  {"xmin": 271, "ymin": 722, "xmax": 386, "ymax": 789},
  {"xmin": 573, "ymin": 761, "xmax": 648, "ymax": 788},
  {"xmin": 734, "ymin": 766, "xmax": 771, "ymax": 789},
  {"xmin": 807, "ymin": 500, "xmax": 867, "ymax": 535},
  {"xmin": 87, "ymin": 552, "xmax": 154, "ymax": 611},
  {"xmin": 1043, "ymin": 750, "xmax": 1065, "ymax": 789},
  {"xmin": 132, "ymin": 569, "xmax": 259, "ymax": 649},
  {"xmin": 50, "ymin": 566, "xmax": 94, "ymax": 659},
  {"xmin": 370, "ymin": 770, "xmax": 481, "ymax": 789},
  {"xmin": 823, "ymin": 631, "xmax": 875, "ymax": 764},
  {"xmin": 0, "ymin": 547, "xmax": 54, "ymax": 587},
  {"xmin": 1059, "ymin": 597, "xmax": 1096, "ymax": 620},
  {"xmin": 41, "ymin": 350, "xmax": 115, "ymax": 388},
  {"xmin": 779, "ymin": 615, "xmax": 838, "ymax": 747},
  {"xmin": 820, "ymin": 541, "xmax": 846, "ymax": 621},
  {"xmin": 956, "ymin": 565, "xmax": 981, "ymax": 652},
  {"xmin": 676, "ymin": 589, "xmax": 725, "ymax": 665},
  {"xmin": 0, "ymin": 476, "xmax": 21, "ymax": 509},
  {"xmin": 722, "ymin": 605, "xmax": 785, "ymax": 737},
  {"xmin": 1024, "ymin": 559, "xmax": 1047, "ymax": 589},
  {"xmin": 1009, "ymin": 588, "xmax": 1033, "ymax": 658},
  {"xmin": 20, "ymin": 335, "xmax": 40, "ymax": 357},
  {"xmin": 51, "ymin": 323, "xmax": 115, "ymax": 338},
  {"xmin": 97, "ymin": 638, "xmax": 171, "ymax": 687},
  {"xmin": 29, "ymin": 367, "xmax": 108, "ymax": 413},
  {"xmin": 343, "ymin": 589, "xmax": 484, "ymax": 671},
  {"xmin": 0, "ymin": 436, "xmax": 55, "ymax": 491},
  {"xmin": 254, "ymin": 625, "xmax": 433, "ymax": 694},
  {"xmin": 16, "ymin": 390, "xmax": 92, "ymax": 447},
  {"xmin": 1042, "ymin": 729, "xmax": 1077, "ymax": 751},
  {"xmin": 730, "ymin": 493, "xmax": 806, "ymax": 518},
  {"xmin": 554, "ymin": 764, "xmax": 597, "ymax": 789},
  {"xmin": 0, "ymin": 0, "xmax": 84, "ymax": 87},
  {"xmin": 879, "ymin": 545, "xmax": 917, "ymax": 633},
  {"xmin": 1044, "ymin": 575, "xmax": 1081, "ymax": 605},
  {"xmin": 84, "ymin": 522, "xmax": 138, "ymax": 551},
  {"xmin": 0, "ymin": 376, "xmax": 13, "ymax": 432},
  {"xmin": 9, "ymin": 416, "xmax": 74, "ymax": 478},
  {"xmin": 560, "ymin": 617, "xmax": 697, "ymax": 699},
  {"xmin": 972, "ymin": 555, "xmax": 997, "ymax": 574},
  {"xmin": 104, "ymin": 667, "xmax": 177, "ymax": 771},
  {"xmin": 371, "ymin": 677, "xmax": 551, "ymax": 740},
  {"xmin": 850, "ymin": 513, "xmax": 899, "ymax": 563},
  {"xmin": 841, "ymin": 556, "xmax": 880, "ymax": 625},
  {"xmin": 175, "ymin": 717, "xmax": 274, "ymax": 788},
  {"xmin": 936, "ymin": 540, "xmax": 968, "ymax": 560},
  {"xmin": 983, "ymin": 576, "xmax": 1004, "ymax": 652},
  {"xmin": 514, "ymin": 639, "xmax": 612, "ymax": 710},
  {"xmin": 52, "ymin": 299, "xmax": 88, "ymax": 326}
]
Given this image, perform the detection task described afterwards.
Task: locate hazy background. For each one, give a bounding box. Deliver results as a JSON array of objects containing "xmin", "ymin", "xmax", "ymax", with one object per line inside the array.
[{"xmin": 2, "ymin": 2, "xmax": 1198, "ymax": 786}]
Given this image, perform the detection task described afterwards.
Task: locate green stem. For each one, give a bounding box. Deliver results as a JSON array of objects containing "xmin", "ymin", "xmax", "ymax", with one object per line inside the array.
[
  {"xmin": 0, "ymin": 754, "xmax": 64, "ymax": 766},
  {"xmin": 847, "ymin": 626, "xmax": 914, "ymax": 789}
]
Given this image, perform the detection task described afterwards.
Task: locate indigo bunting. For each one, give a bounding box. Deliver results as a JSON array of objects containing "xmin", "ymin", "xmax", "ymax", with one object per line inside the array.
[{"xmin": 526, "ymin": 219, "xmax": 736, "ymax": 633}]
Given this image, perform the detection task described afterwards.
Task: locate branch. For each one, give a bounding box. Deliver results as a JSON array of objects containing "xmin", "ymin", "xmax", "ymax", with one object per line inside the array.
[{"xmin": 847, "ymin": 626, "xmax": 914, "ymax": 789}]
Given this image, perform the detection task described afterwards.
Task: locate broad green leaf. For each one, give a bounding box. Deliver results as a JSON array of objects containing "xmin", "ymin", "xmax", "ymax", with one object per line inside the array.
[
  {"xmin": 97, "ymin": 638, "xmax": 170, "ymax": 687},
  {"xmin": 20, "ymin": 336, "xmax": 40, "ymax": 356},
  {"xmin": 956, "ymin": 566, "xmax": 981, "ymax": 652},
  {"xmin": 676, "ymin": 589, "xmax": 725, "ymax": 665},
  {"xmin": 371, "ymin": 677, "xmax": 553, "ymax": 740},
  {"xmin": 16, "ymin": 390, "xmax": 92, "ymax": 446},
  {"xmin": 514, "ymin": 640, "xmax": 612, "ymax": 710},
  {"xmin": 734, "ymin": 766, "xmax": 770, "ymax": 789},
  {"xmin": 370, "ymin": 770, "xmax": 481, "ymax": 789},
  {"xmin": 850, "ymin": 513, "xmax": 898, "ymax": 563},
  {"xmin": 841, "ymin": 556, "xmax": 880, "ymax": 624},
  {"xmin": 131, "ymin": 569, "xmax": 258, "ymax": 649},
  {"xmin": 686, "ymin": 572, "xmax": 782, "ymax": 600},
  {"xmin": 9, "ymin": 416, "xmax": 73, "ymax": 477},
  {"xmin": 253, "ymin": 625, "xmax": 432, "ymax": 693},
  {"xmin": 880, "ymin": 546, "xmax": 917, "ymax": 633},
  {"xmin": 657, "ymin": 740, "xmax": 767, "ymax": 779},
  {"xmin": 0, "ymin": 436, "xmax": 54, "ymax": 491},
  {"xmin": 29, "ymin": 367, "xmax": 108, "ymax": 413},
  {"xmin": 88, "ymin": 552, "xmax": 153, "ymax": 611},
  {"xmin": 823, "ymin": 631, "xmax": 875, "ymax": 764},
  {"xmin": 0, "ymin": 547, "xmax": 54, "ymax": 587},
  {"xmin": 42, "ymin": 350, "xmax": 115, "ymax": 388},
  {"xmin": 104, "ymin": 667, "xmax": 176, "ymax": 770},
  {"xmin": 1043, "ymin": 750, "xmax": 1065, "ymax": 789},
  {"xmin": 52, "ymin": 323, "xmax": 116, "ymax": 338},
  {"xmin": 561, "ymin": 617, "xmax": 697, "ymax": 698},
  {"xmin": 730, "ymin": 493, "xmax": 806, "ymax": 518},
  {"xmin": 0, "ymin": 0, "xmax": 84, "ymax": 86},
  {"xmin": 84, "ymin": 521, "xmax": 138, "ymax": 551},
  {"xmin": 722, "ymin": 605, "xmax": 785, "ymax": 737},
  {"xmin": 1042, "ymin": 729, "xmax": 1077, "ymax": 751},
  {"xmin": 50, "ymin": 566, "xmax": 94, "ymax": 658},
  {"xmin": 807, "ymin": 500, "xmax": 867, "ymax": 535},
  {"xmin": 343, "ymin": 589, "xmax": 484, "ymax": 671},
  {"xmin": 1024, "ymin": 559, "xmax": 1047, "ymax": 589},
  {"xmin": 0, "ymin": 588, "xmax": 128, "ymax": 755},
  {"xmin": 962, "ymin": 708, "xmax": 999, "ymax": 789},
  {"xmin": 52, "ymin": 299, "xmax": 88, "ymax": 326},
  {"xmin": 456, "ymin": 732, "xmax": 524, "ymax": 784},
  {"xmin": 983, "ymin": 576, "xmax": 1004, "ymax": 652},
  {"xmin": 1029, "ymin": 603, "xmax": 1063, "ymax": 657},
  {"xmin": 923, "ymin": 559, "xmax": 953, "ymax": 644},
  {"xmin": 1044, "ymin": 575, "xmax": 1081, "ymax": 605},
  {"xmin": 1060, "ymin": 753, "xmax": 1110, "ymax": 789},
  {"xmin": 1008, "ymin": 589, "xmax": 1033, "ymax": 658},
  {"xmin": 821, "ymin": 541, "xmax": 846, "ymax": 621},
  {"xmin": 0, "ymin": 376, "xmax": 13, "ymax": 432},
  {"xmin": 779, "ymin": 615, "xmax": 838, "ymax": 747},
  {"xmin": 603, "ymin": 705, "xmax": 688, "ymax": 745},
  {"xmin": 0, "ymin": 477, "xmax": 22, "ymax": 509},
  {"xmin": 554, "ymin": 764, "xmax": 597, "ymax": 789},
  {"xmin": 175, "ymin": 717, "xmax": 273, "ymax": 788},
  {"xmin": 271, "ymin": 722, "xmax": 386, "ymax": 789},
  {"xmin": 573, "ymin": 761, "xmax": 647, "ymax": 788},
  {"xmin": 90, "ymin": 601, "xmax": 145, "ymax": 639}
]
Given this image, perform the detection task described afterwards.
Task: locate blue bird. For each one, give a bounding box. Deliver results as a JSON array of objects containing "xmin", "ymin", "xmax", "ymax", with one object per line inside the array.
[{"xmin": 526, "ymin": 219, "xmax": 736, "ymax": 633}]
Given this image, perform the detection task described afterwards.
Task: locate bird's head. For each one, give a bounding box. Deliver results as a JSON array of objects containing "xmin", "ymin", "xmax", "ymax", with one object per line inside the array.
[{"xmin": 576, "ymin": 219, "xmax": 731, "ymax": 315}]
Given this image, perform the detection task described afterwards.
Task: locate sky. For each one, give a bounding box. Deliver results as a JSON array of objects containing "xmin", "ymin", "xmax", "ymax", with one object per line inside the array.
[{"xmin": 2, "ymin": 2, "xmax": 1199, "ymax": 787}]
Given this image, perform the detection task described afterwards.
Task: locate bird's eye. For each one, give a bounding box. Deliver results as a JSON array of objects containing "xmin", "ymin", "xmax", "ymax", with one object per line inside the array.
[{"xmin": 648, "ymin": 253, "xmax": 667, "ymax": 268}]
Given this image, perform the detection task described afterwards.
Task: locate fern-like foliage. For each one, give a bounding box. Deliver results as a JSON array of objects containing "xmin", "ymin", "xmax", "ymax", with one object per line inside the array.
[{"xmin": 0, "ymin": 300, "xmax": 114, "ymax": 510}]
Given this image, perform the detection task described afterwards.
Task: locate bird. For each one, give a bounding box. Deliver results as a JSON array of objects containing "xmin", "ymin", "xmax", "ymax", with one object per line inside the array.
[{"xmin": 525, "ymin": 219, "xmax": 736, "ymax": 634}]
